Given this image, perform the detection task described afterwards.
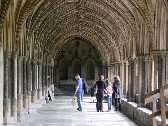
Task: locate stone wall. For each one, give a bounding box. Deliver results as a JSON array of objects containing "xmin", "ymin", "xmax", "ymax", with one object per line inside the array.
[{"xmin": 121, "ymin": 98, "xmax": 168, "ymax": 126}]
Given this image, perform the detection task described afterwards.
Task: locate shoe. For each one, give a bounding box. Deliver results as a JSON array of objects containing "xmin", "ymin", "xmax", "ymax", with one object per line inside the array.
[
  {"xmin": 114, "ymin": 109, "xmax": 117, "ymax": 111},
  {"xmin": 106, "ymin": 110, "xmax": 110, "ymax": 112},
  {"xmin": 77, "ymin": 108, "xmax": 82, "ymax": 111}
]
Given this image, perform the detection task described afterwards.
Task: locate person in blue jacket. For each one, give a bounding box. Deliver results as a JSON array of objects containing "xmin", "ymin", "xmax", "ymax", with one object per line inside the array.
[{"xmin": 74, "ymin": 74, "xmax": 84, "ymax": 111}]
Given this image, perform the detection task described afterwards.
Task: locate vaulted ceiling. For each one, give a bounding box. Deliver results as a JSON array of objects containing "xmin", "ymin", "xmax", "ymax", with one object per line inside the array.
[{"xmin": 1, "ymin": 0, "xmax": 156, "ymax": 64}]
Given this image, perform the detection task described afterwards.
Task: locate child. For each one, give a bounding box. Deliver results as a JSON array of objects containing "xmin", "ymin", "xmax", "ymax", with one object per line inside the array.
[
  {"xmin": 48, "ymin": 91, "xmax": 52, "ymax": 101},
  {"xmin": 45, "ymin": 92, "xmax": 49, "ymax": 103},
  {"xmin": 105, "ymin": 82, "xmax": 113, "ymax": 112}
]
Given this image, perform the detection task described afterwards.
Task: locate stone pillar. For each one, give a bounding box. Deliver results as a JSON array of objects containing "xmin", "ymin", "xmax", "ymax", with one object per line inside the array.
[
  {"xmin": 108, "ymin": 65, "xmax": 111, "ymax": 79},
  {"xmin": 48, "ymin": 65, "xmax": 52, "ymax": 85},
  {"xmin": 165, "ymin": 55, "xmax": 168, "ymax": 84},
  {"xmin": 51, "ymin": 65, "xmax": 54, "ymax": 84},
  {"xmin": 27, "ymin": 59, "xmax": 32, "ymax": 114},
  {"xmin": 124, "ymin": 61, "xmax": 129, "ymax": 97},
  {"xmin": 42, "ymin": 63, "xmax": 47, "ymax": 96},
  {"xmin": 0, "ymin": 45, "xmax": 4, "ymax": 125},
  {"xmin": 153, "ymin": 55, "xmax": 158, "ymax": 90},
  {"xmin": 37, "ymin": 61, "xmax": 42, "ymax": 99},
  {"xmin": 53, "ymin": 65, "xmax": 56, "ymax": 83},
  {"xmin": 160, "ymin": 55, "xmax": 166, "ymax": 87},
  {"xmin": 31, "ymin": 60, "xmax": 37, "ymax": 103},
  {"xmin": 137, "ymin": 56, "xmax": 149, "ymax": 107},
  {"xmin": 3, "ymin": 51, "xmax": 11, "ymax": 122},
  {"xmin": 11, "ymin": 52, "xmax": 17, "ymax": 118},
  {"xmin": 115, "ymin": 64, "xmax": 119, "ymax": 75},
  {"xmin": 17, "ymin": 56, "xmax": 23, "ymax": 118},
  {"xmin": 119, "ymin": 62, "xmax": 125, "ymax": 96},
  {"xmin": 127, "ymin": 59, "xmax": 135, "ymax": 102},
  {"xmin": 23, "ymin": 57, "xmax": 28, "ymax": 109},
  {"xmin": 46, "ymin": 64, "xmax": 49, "ymax": 88}
]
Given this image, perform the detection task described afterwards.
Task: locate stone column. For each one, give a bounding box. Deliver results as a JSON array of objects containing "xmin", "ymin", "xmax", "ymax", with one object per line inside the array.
[
  {"xmin": 17, "ymin": 56, "xmax": 23, "ymax": 118},
  {"xmin": 11, "ymin": 52, "xmax": 17, "ymax": 117},
  {"xmin": 37, "ymin": 61, "xmax": 42, "ymax": 99},
  {"xmin": 53, "ymin": 65, "xmax": 56, "ymax": 83},
  {"xmin": 119, "ymin": 62, "xmax": 125, "ymax": 96},
  {"xmin": 159, "ymin": 55, "xmax": 166, "ymax": 87},
  {"xmin": 51, "ymin": 65, "xmax": 54, "ymax": 84},
  {"xmin": 3, "ymin": 51, "xmax": 11, "ymax": 122},
  {"xmin": 42, "ymin": 63, "xmax": 47, "ymax": 96},
  {"xmin": 115, "ymin": 64, "xmax": 119, "ymax": 75},
  {"xmin": 124, "ymin": 61, "xmax": 129, "ymax": 97},
  {"xmin": 31, "ymin": 60, "xmax": 37, "ymax": 103},
  {"xmin": 153, "ymin": 55, "xmax": 158, "ymax": 90},
  {"xmin": 165, "ymin": 55, "xmax": 168, "ymax": 84},
  {"xmin": 48, "ymin": 65, "xmax": 51, "ymax": 85},
  {"xmin": 0, "ymin": 45, "xmax": 4, "ymax": 125},
  {"xmin": 137, "ymin": 56, "xmax": 149, "ymax": 107},
  {"xmin": 46, "ymin": 64, "xmax": 49, "ymax": 88},
  {"xmin": 127, "ymin": 59, "xmax": 134, "ymax": 102},
  {"xmin": 26, "ymin": 59, "xmax": 32, "ymax": 114},
  {"xmin": 23, "ymin": 57, "xmax": 28, "ymax": 109}
]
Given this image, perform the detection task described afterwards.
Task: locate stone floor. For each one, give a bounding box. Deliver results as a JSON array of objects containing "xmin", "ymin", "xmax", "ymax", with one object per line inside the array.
[{"xmin": 17, "ymin": 95, "xmax": 140, "ymax": 126}]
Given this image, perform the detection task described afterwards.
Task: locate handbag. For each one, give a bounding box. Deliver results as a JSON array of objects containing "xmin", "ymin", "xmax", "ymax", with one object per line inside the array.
[
  {"xmin": 71, "ymin": 97, "xmax": 76, "ymax": 107},
  {"xmin": 94, "ymin": 84, "xmax": 98, "ymax": 95}
]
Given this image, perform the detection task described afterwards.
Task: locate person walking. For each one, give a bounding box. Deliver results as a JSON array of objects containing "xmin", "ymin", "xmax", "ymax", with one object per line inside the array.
[
  {"xmin": 48, "ymin": 90, "xmax": 52, "ymax": 101},
  {"xmin": 95, "ymin": 75, "xmax": 106, "ymax": 112},
  {"xmin": 105, "ymin": 82, "xmax": 113, "ymax": 112},
  {"xmin": 74, "ymin": 74, "xmax": 84, "ymax": 111},
  {"xmin": 112, "ymin": 75, "xmax": 122, "ymax": 111}
]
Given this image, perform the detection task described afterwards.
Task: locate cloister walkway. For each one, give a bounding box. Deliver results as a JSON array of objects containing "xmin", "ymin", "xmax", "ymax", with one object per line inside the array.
[{"xmin": 17, "ymin": 95, "xmax": 140, "ymax": 126}]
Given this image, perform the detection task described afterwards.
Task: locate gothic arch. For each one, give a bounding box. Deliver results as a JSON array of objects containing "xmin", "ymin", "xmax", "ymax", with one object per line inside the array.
[
  {"xmin": 58, "ymin": 58, "xmax": 68, "ymax": 80},
  {"xmin": 85, "ymin": 59, "xmax": 95, "ymax": 80},
  {"xmin": 72, "ymin": 58, "xmax": 82, "ymax": 78}
]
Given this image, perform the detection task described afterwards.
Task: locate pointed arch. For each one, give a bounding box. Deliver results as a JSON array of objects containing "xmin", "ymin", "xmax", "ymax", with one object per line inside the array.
[
  {"xmin": 85, "ymin": 59, "xmax": 95, "ymax": 80},
  {"xmin": 58, "ymin": 58, "xmax": 68, "ymax": 80},
  {"xmin": 72, "ymin": 59, "xmax": 82, "ymax": 78}
]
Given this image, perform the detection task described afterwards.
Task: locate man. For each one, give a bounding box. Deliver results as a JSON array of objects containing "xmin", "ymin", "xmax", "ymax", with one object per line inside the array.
[{"xmin": 74, "ymin": 74, "xmax": 83, "ymax": 111}]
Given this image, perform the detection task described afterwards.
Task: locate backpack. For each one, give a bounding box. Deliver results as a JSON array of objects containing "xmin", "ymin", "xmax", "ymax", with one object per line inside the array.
[
  {"xmin": 82, "ymin": 78, "xmax": 88, "ymax": 93},
  {"xmin": 90, "ymin": 84, "xmax": 97, "ymax": 97}
]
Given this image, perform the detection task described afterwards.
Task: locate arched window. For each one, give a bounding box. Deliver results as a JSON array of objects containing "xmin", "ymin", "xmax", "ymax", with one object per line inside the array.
[
  {"xmin": 73, "ymin": 60, "xmax": 81, "ymax": 78},
  {"xmin": 58, "ymin": 59, "xmax": 68, "ymax": 80},
  {"xmin": 86, "ymin": 60, "xmax": 95, "ymax": 80}
]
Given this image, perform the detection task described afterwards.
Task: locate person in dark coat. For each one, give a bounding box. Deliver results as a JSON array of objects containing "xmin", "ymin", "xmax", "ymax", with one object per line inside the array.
[
  {"xmin": 112, "ymin": 75, "xmax": 122, "ymax": 111},
  {"xmin": 48, "ymin": 91, "xmax": 52, "ymax": 101},
  {"xmin": 95, "ymin": 75, "xmax": 106, "ymax": 112}
]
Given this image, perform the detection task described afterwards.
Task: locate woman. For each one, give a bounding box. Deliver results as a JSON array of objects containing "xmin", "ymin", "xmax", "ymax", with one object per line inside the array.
[
  {"xmin": 95, "ymin": 75, "xmax": 106, "ymax": 112},
  {"xmin": 112, "ymin": 75, "xmax": 121, "ymax": 111}
]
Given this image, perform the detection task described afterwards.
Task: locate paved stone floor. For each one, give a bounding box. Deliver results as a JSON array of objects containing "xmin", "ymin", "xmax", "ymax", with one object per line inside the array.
[{"xmin": 18, "ymin": 96, "xmax": 139, "ymax": 126}]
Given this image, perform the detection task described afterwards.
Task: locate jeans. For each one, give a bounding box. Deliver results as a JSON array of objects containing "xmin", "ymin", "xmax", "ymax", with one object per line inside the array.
[
  {"xmin": 107, "ymin": 96, "xmax": 112, "ymax": 110},
  {"xmin": 77, "ymin": 92, "xmax": 83, "ymax": 111}
]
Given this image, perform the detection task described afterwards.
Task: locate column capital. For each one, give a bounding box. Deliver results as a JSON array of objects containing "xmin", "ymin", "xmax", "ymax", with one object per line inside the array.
[
  {"xmin": 11, "ymin": 51, "xmax": 18, "ymax": 59},
  {"xmin": 4, "ymin": 51, "xmax": 12, "ymax": 59},
  {"xmin": 150, "ymin": 50, "xmax": 168, "ymax": 56},
  {"xmin": 23, "ymin": 56, "xmax": 28, "ymax": 60},
  {"xmin": 137, "ymin": 55, "xmax": 152, "ymax": 61},
  {"xmin": 37, "ymin": 60, "xmax": 42, "ymax": 65},
  {"xmin": 18, "ymin": 56, "xmax": 24, "ymax": 60},
  {"xmin": 31, "ymin": 59, "xmax": 38, "ymax": 64}
]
